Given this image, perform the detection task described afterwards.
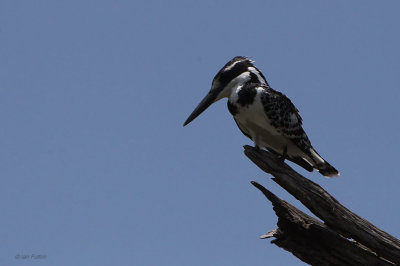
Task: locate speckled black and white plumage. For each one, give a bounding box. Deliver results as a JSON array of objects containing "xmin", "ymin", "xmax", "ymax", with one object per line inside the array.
[
  {"xmin": 184, "ymin": 56, "xmax": 339, "ymax": 177},
  {"xmin": 228, "ymin": 82, "xmax": 339, "ymax": 176}
]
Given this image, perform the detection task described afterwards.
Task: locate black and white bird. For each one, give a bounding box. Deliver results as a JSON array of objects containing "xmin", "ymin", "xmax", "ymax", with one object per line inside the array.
[{"xmin": 183, "ymin": 56, "xmax": 339, "ymax": 177}]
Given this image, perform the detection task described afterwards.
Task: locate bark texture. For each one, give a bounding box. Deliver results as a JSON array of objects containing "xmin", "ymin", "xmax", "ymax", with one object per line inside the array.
[{"xmin": 244, "ymin": 145, "xmax": 400, "ymax": 265}]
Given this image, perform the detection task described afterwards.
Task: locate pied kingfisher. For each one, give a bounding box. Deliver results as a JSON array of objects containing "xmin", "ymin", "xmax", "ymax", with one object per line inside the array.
[{"xmin": 183, "ymin": 56, "xmax": 339, "ymax": 177}]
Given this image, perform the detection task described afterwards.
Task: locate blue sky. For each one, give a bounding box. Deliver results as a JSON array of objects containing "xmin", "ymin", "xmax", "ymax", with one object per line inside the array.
[{"xmin": 1, "ymin": 1, "xmax": 399, "ymax": 265}]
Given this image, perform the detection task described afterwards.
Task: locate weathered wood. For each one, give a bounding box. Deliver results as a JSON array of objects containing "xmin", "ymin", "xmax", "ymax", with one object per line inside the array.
[
  {"xmin": 244, "ymin": 145, "xmax": 400, "ymax": 265},
  {"xmin": 251, "ymin": 181, "xmax": 394, "ymax": 265}
]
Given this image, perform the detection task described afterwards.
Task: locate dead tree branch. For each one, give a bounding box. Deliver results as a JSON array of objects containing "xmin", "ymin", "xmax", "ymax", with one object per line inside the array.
[{"xmin": 244, "ymin": 145, "xmax": 400, "ymax": 265}]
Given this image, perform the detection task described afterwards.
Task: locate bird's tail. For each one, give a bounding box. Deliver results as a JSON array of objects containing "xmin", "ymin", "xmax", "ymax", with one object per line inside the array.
[
  {"xmin": 315, "ymin": 161, "xmax": 340, "ymax": 177},
  {"xmin": 308, "ymin": 147, "xmax": 339, "ymax": 177}
]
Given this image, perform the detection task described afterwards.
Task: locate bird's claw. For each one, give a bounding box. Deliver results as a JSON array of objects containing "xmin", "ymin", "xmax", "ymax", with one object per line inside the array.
[{"xmin": 279, "ymin": 146, "xmax": 288, "ymax": 163}]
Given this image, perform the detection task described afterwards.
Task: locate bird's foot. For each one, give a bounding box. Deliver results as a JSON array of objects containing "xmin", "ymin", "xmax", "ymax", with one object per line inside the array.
[{"xmin": 278, "ymin": 147, "xmax": 288, "ymax": 163}]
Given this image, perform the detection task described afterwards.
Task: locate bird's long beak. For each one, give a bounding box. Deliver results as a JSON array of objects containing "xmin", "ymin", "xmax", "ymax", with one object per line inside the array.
[{"xmin": 183, "ymin": 89, "xmax": 219, "ymax": 126}]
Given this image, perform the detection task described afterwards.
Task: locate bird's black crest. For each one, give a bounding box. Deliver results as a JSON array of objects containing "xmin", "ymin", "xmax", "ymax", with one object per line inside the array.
[{"xmin": 214, "ymin": 56, "xmax": 254, "ymax": 88}]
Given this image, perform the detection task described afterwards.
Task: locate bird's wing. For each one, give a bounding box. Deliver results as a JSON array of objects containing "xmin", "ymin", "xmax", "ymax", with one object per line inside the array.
[{"xmin": 260, "ymin": 87, "xmax": 312, "ymax": 150}]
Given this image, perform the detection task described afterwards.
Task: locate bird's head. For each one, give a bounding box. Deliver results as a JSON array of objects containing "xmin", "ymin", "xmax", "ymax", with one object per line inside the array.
[{"xmin": 183, "ymin": 56, "xmax": 268, "ymax": 126}]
